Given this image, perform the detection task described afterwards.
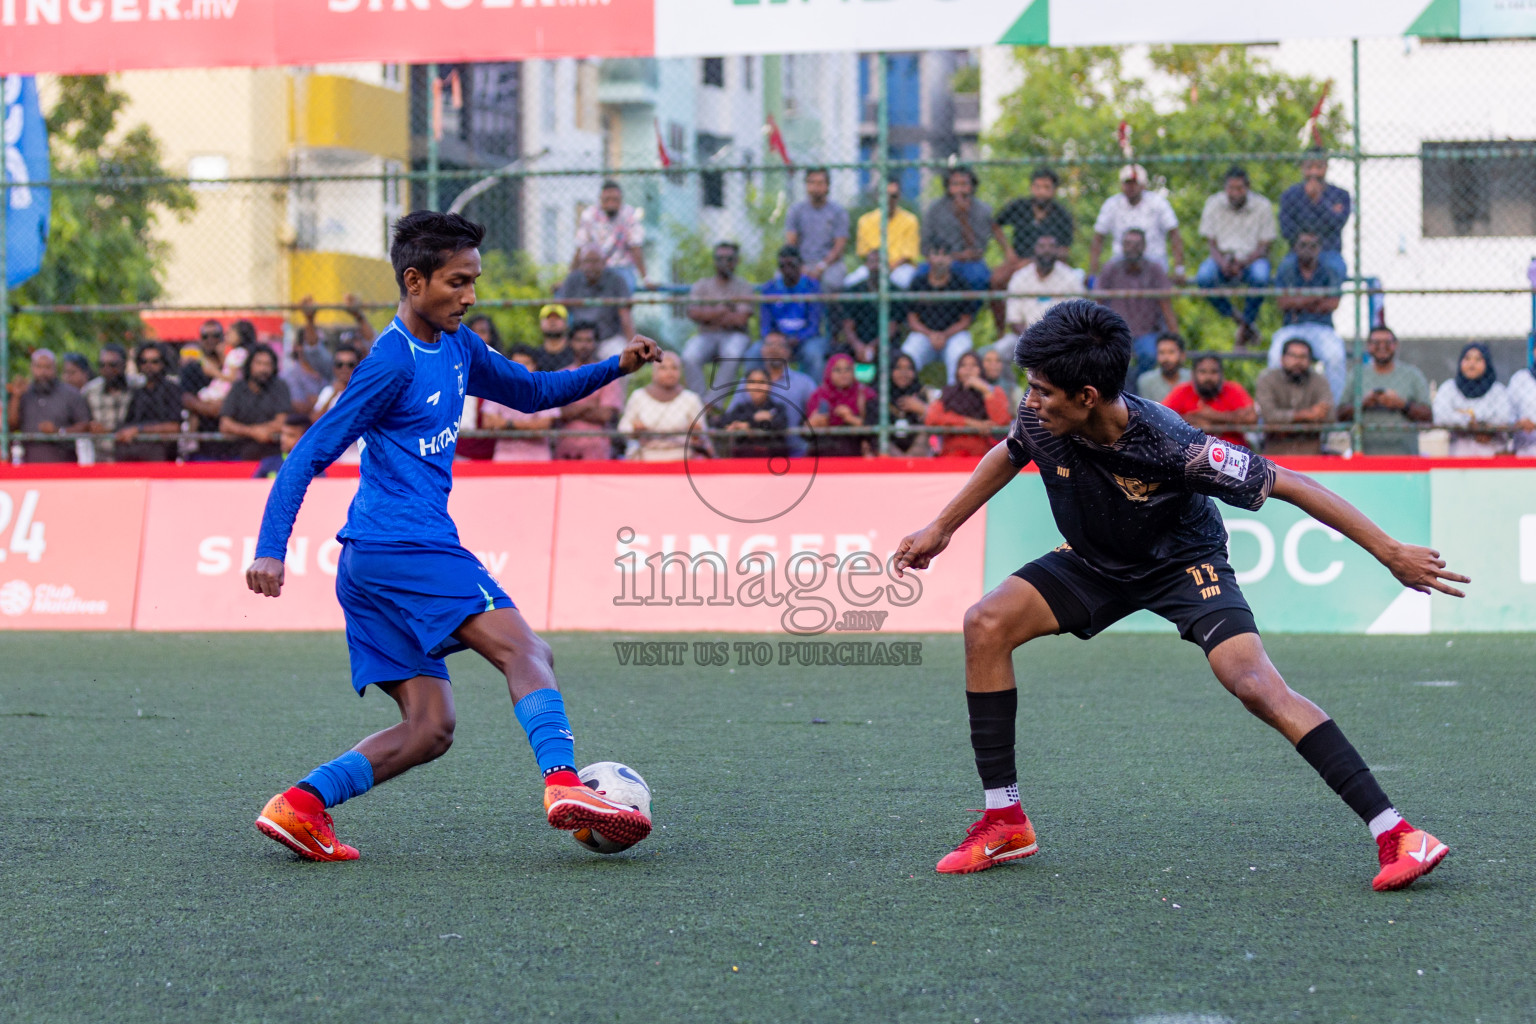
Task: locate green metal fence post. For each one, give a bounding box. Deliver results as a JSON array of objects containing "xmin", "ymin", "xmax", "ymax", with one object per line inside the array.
[
  {"xmin": 1350, "ymin": 38, "xmax": 1365, "ymax": 454},
  {"xmin": 875, "ymin": 52, "xmax": 892, "ymax": 456},
  {"xmin": 426, "ymin": 62, "xmax": 441, "ymax": 212}
]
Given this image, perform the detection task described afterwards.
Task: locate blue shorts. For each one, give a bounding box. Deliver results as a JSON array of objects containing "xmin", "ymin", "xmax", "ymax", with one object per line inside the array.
[{"xmin": 336, "ymin": 540, "xmax": 514, "ymax": 694}]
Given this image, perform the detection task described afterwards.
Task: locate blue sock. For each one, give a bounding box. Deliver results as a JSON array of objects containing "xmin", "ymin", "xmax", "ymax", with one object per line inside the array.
[
  {"xmin": 514, "ymin": 688, "xmax": 577, "ymax": 778},
  {"xmin": 300, "ymin": 750, "xmax": 375, "ymax": 809}
]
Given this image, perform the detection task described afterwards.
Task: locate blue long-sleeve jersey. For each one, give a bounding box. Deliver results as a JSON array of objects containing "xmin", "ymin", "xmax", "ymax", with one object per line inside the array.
[{"xmin": 256, "ymin": 317, "xmax": 624, "ymax": 559}]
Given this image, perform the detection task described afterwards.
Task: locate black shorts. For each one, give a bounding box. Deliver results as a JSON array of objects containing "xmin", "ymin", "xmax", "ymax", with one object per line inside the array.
[{"xmin": 1013, "ymin": 546, "xmax": 1257, "ymax": 655}]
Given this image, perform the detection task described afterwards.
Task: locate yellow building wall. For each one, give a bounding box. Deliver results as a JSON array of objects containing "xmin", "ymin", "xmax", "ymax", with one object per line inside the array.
[
  {"xmin": 290, "ymin": 252, "xmax": 397, "ymax": 326},
  {"xmin": 293, "ymin": 75, "xmax": 409, "ymax": 164}
]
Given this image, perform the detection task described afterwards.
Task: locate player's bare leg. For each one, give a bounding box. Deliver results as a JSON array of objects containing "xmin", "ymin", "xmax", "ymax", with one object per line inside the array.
[
  {"xmin": 359, "ymin": 675, "xmax": 457, "ymax": 783},
  {"xmin": 1205, "ymin": 633, "xmax": 1326, "ymax": 743}
]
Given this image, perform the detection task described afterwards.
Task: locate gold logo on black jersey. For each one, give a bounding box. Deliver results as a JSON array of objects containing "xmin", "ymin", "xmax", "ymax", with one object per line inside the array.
[
  {"xmin": 1112, "ymin": 475, "xmax": 1162, "ymax": 502},
  {"xmin": 1055, "ymin": 466, "xmax": 1071, "ymax": 477}
]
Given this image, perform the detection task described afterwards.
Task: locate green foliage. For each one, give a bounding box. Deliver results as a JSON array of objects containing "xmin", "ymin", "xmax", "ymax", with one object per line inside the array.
[
  {"xmin": 474, "ymin": 248, "xmax": 561, "ymax": 349},
  {"xmin": 950, "ymin": 63, "xmax": 981, "ymax": 95}
]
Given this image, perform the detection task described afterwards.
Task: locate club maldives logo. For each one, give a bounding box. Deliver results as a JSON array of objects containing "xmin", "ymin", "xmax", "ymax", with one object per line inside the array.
[{"xmin": 0, "ymin": 580, "xmax": 108, "ymax": 617}]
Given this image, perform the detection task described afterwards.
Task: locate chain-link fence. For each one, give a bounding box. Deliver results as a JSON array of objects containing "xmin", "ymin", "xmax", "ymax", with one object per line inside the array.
[{"xmin": 4, "ymin": 39, "xmax": 1536, "ymax": 464}]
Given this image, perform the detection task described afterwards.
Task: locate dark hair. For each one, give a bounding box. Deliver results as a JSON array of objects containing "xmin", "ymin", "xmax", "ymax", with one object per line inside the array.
[
  {"xmin": 1031, "ymin": 166, "xmax": 1060, "ymax": 186},
  {"xmin": 714, "ymin": 240, "xmax": 740, "ymax": 255},
  {"xmin": 506, "ymin": 343, "xmax": 541, "ymax": 363},
  {"xmin": 62, "ymin": 352, "xmax": 92, "ymax": 375},
  {"xmin": 946, "ymin": 165, "xmax": 979, "ymax": 188},
  {"xmin": 1294, "ymin": 229, "xmax": 1320, "ymax": 242},
  {"xmin": 777, "ymin": 244, "xmax": 802, "ymax": 262},
  {"xmin": 1015, "ymin": 300, "xmax": 1131, "ymax": 401},
  {"xmin": 1282, "ymin": 338, "xmax": 1316, "ymax": 360},
  {"xmin": 200, "ymin": 318, "xmax": 224, "ymax": 335},
  {"xmin": 100, "ymin": 342, "xmax": 127, "ymax": 363},
  {"xmin": 569, "ymin": 322, "xmax": 600, "ymax": 341},
  {"xmin": 1224, "ymin": 164, "xmax": 1250, "ymax": 184},
  {"xmin": 244, "ymin": 343, "xmax": 280, "ymax": 379},
  {"xmin": 886, "ymin": 173, "xmax": 903, "ymax": 187},
  {"xmin": 333, "ymin": 341, "xmax": 361, "ymax": 360},
  {"xmin": 1192, "ymin": 353, "xmax": 1224, "ymax": 371},
  {"xmin": 804, "ymin": 166, "xmax": 830, "ymax": 181},
  {"xmin": 600, "ymin": 179, "xmax": 621, "ymax": 193},
  {"xmin": 133, "ymin": 342, "xmax": 164, "ymax": 365},
  {"xmin": 1368, "ymin": 325, "xmax": 1398, "ymax": 342},
  {"xmin": 1122, "ymin": 227, "xmax": 1147, "ymax": 240},
  {"xmin": 284, "ymin": 413, "xmax": 311, "ymax": 429},
  {"xmin": 467, "ymin": 314, "xmax": 502, "ymax": 351},
  {"xmin": 1156, "ymin": 331, "xmax": 1186, "ymax": 351},
  {"xmin": 390, "ymin": 211, "xmax": 487, "ymax": 294},
  {"xmin": 1303, "ymin": 147, "xmax": 1328, "ymax": 163},
  {"xmin": 232, "ymin": 319, "xmax": 258, "ymax": 351}
]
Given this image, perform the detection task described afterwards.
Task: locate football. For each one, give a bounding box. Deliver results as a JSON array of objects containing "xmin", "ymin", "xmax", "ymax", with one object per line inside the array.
[{"xmin": 572, "ymin": 761, "xmax": 653, "ymax": 854}]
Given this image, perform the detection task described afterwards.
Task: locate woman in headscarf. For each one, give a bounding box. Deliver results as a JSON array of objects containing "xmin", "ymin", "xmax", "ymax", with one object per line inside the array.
[
  {"xmin": 722, "ymin": 368, "xmax": 790, "ymax": 460},
  {"xmin": 1432, "ymin": 342, "xmax": 1514, "ymax": 457},
  {"xmin": 1508, "ymin": 344, "xmax": 1536, "ymax": 457},
  {"xmin": 980, "ymin": 347, "xmax": 1020, "ymax": 405},
  {"xmin": 887, "ymin": 351, "xmax": 929, "ymax": 454},
  {"xmin": 807, "ymin": 353, "xmax": 876, "ymax": 457},
  {"xmin": 924, "ymin": 350, "xmax": 1012, "ymax": 457},
  {"xmin": 617, "ymin": 351, "xmax": 707, "ymax": 461}
]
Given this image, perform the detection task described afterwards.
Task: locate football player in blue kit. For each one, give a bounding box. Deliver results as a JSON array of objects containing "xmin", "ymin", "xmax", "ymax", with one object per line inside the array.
[{"xmin": 247, "ymin": 211, "xmax": 661, "ymax": 861}]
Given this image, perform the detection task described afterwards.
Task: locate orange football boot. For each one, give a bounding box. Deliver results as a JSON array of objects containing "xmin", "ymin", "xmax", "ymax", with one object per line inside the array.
[
  {"xmin": 544, "ymin": 783, "xmax": 652, "ymax": 845},
  {"xmin": 1372, "ymin": 821, "xmax": 1447, "ymax": 891},
  {"xmin": 936, "ymin": 808, "xmax": 1039, "ymax": 874},
  {"xmin": 255, "ymin": 791, "xmax": 360, "ymax": 862}
]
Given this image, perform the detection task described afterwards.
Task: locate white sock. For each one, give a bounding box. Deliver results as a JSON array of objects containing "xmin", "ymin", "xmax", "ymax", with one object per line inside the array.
[
  {"xmin": 984, "ymin": 784, "xmax": 1020, "ymax": 810},
  {"xmin": 1368, "ymin": 807, "xmax": 1404, "ymax": 839}
]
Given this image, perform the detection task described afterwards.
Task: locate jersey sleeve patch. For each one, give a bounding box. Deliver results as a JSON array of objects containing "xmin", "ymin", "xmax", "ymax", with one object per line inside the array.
[{"xmin": 1207, "ymin": 440, "xmax": 1250, "ymax": 481}]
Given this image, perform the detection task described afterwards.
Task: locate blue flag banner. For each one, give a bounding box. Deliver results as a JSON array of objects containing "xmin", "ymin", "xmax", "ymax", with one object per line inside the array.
[{"xmin": 4, "ymin": 74, "xmax": 51, "ymax": 290}]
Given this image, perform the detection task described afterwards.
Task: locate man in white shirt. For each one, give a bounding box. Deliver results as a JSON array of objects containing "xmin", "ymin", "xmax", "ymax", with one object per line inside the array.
[
  {"xmin": 988, "ymin": 234, "xmax": 1085, "ymax": 362},
  {"xmin": 1089, "ymin": 164, "xmax": 1186, "ymax": 280},
  {"xmin": 1196, "ymin": 165, "xmax": 1277, "ymax": 348}
]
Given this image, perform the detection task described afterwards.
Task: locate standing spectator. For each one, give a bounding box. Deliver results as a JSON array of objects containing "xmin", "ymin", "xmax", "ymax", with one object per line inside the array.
[
  {"xmin": 806, "ymin": 353, "xmax": 876, "ymax": 458},
  {"xmin": 991, "ymin": 167, "xmax": 1075, "ymax": 331},
  {"xmin": 255, "ymin": 415, "xmax": 318, "ymax": 478},
  {"xmin": 921, "ymin": 166, "xmax": 999, "ymax": 291},
  {"xmin": 990, "ymin": 234, "xmax": 1085, "ymax": 362},
  {"xmin": 924, "ymin": 350, "xmax": 1012, "ymax": 457},
  {"xmin": 785, "ymin": 167, "xmax": 850, "ymax": 294},
  {"xmin": 617, "ymin": 352, "xmax": 706, "ymax": 462},
  {"xmin": 1279, "ymin": 150, "xmax": 1351, "ymax": 280},
  {"xmin": 1254, "ymin": 338, "xmax": 1333, "ymax": 455},
  {"xmin": 1338, "ymin": 327, "xmax": 1432, "ymax": 456},
  {"xmin": 219, "ymin": 344, "xmax": 291, "ymax": 462},
  {"xmin": 832, "ymin": 250, "xmax": 903, "ymax": 367},
  {"xmin": 556, "ymin": 248, "xmax": 635, "ymax": 360},
  {"xmin": 61, "ymin": 353, "xmax": 92, "ymax": 392},
  {"xmin": 481, "ymin": 350, "xmax": 555, "ymax": 463},
  {"xmin": 82, "ymin": 343, "xmax": 132, "ymax": 462},
  {"xmin": 1196, "ymin": 166, "xmax": 1276, "ymax": 348},
  {"xmin": 682, "ymin": 241, "xmax": 755, "ymax": 399},
  {"xmin": 1268, "ymin": 230, "xmax": 1345, "ymax": 400},
  {"xmin": 312, "ymin": 342, "xmax": 363, "ymax": 464},
  {"xmin": 851, "ymin": 176, "xmax": 921, "ymax": 288},
  {"xmin": 722, "ymin": 368, "xmax": 791, "ymax": 461},
  {"xmin": 981, "ymin": 348, "xmax": 1020, "ymax": 406},
  {"xmin": 1509, "ymin": 352, "xmax": 1536, "ymax": 457},
  {"xmin": 1136, "ymin": 332, "xmax": 1191, "ymax": 403},
  {"xmin": 1164, "ymin": 354, "xmax": 1257, "ymax": 447},
  {"xmin": 6, "ymin": 349, "xmax": 91, "ymax": 463},
  {"xmin": 554, "ymin": 325, "xmax": 624, "ymax": 461},
  {"xmin": 752, "ymin": 245, "xmax": 827, "ymax": 382},
  {"xmin": 282, "ymin": 342, "xmax": 327, "ymax": 418},
  {"xmin": 751, "ymin": 333, "xmax": 819, "ymax": 458},
  {"xmin": 532, "ymin": 304, "xmax": 575, "ymax": 372},
  {"xmin": 572, "ymin": 179, "xmax": 647, "ymax": 290},
  {"xmin": 1089, "ymin": 164, "xmax": 1185, "ymax": 279},
  {"xmin": 1432, "ymin": 343, "xmax": 1514, "ymax": 457},
  {"xmin": 114, "ymin": 343, "xmax": 185, "ymax": 463},
  {"xmin": 902, "ymin": 245, "xmax": 980, "ymax": 384},
  {"xmin": 1094, "ymin": 228, "xmax": 1179, "ymax": 378},
  {"xmin": 886, "ymin": 352, "xmax": 929, "ymax": 455},
  {"xmin": 292, "ymin": 296, "xmax": 334, "ymax": 387}
]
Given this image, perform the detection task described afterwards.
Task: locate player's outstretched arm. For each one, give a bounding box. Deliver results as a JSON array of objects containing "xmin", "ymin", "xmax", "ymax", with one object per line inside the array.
[
  {"xmin": 894, "ymin": 443, "xmax": 1021, "ymax": 577},
  {"xmin": 470, "ymin": 335, "xmax": 662, "ymax": 412},
  {"xmin": 1269, "ymin": 466, "xmax": 1469, "ymax": 597}
]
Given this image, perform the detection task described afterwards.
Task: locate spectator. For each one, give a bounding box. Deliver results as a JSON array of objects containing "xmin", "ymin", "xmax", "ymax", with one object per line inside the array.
[
  {"xmin": 1338, "ymin": 327, "xmax": 1432, "ymax": 455},
  {"xmin": 991, "ymin": 166, "xmax": 1075, "ymax": 331},
  {"xmin": 61, "ymin": 352, "xmax": 92, "ymax": 392},
  {"xmin": 1254, "ymin": 338, "xmax": 1333, "ymax": 455},
  {"xmin": 480, "ymin": 350, "xmax": 555, "ymax": 462},
  {"xmin": 1089, "ymin": 164, "xmax": 1185, "ymax": 279},
  {"xmin": 1094, "ymin": 228, "xmax": 1179, "ymax": 379},
  {"xmin": 925, "ymin": 350, "xmax": 1012, "ymax": 457},
  {"xmin": 751, "ymin": 333, "xmax": 818, "ymax": 458},
  {"xmin": 1279, "ymin": 150, "xmax": 1351, "ymax": 279},
  {"xmin": 219, "ymin": 344, "xmax": 291, "ymax": 462},
  {"xmin": 114, "ymin": 343, "xmax": 185, "ymax": 463},
  {"xmin": 281, "ymin": 340, "xmax": 327, "ymax": 418},
  {"xmin": 6, "ymin": 349, "xmax": 91, "ymax": 463},
  {"xmin": 556, "ymin": 248, "xmax": 635, "ymax": 360},
  {"xmin": 572, "ymin": 179, "xmax": 647, "ymax": 290},
  {"xmin": 1136, "ymin": 332, "xmax": 1192, "ymax": 403},
  {"xmin": 807, "ymin": 353, "xmax": 876, "ymax": 458},
  {"xmin": 618, "ymin": 352, "xmax": 706, "ymax": 462},
  {"xmin": 1432, "ymin": 342, "xmax": 1515, "ymax": 457},
  {"xmin": 752, "ymin": 245, "xmax": 827, "ymax": 382},
  {"xmin": 682, "ymin": 241, "xmax": 755, "ymax": 399},
  {"xmin": 554, "ymin": 324, "xmax": 624, "ymax": 461},
  {"xmin": 831, "ymin": 250, "xmax": 903, "ymax": 368},
  {"xmin": 886, "ymin": 352, "xmax": 929, "ymax": 455},
  {"xmin": 1268, "ymin": 230, "xmax": 1345, "ymax": 401},
  {"xmin": 990, "ymin": 234, "xmax": 1085, "ymax": 362},
  {"xmin": 217, "ymin": 319, "xmax": 261, "ymax": 391},
  {"xmin": 466, "ymin": 314, "xmax": 503, "ymax": 353},
  {"xmin": 456, "ymin": 325, "xmax": 504, "ymax": 462},
  {"xmin": 786, "ymin": 167, "xmax": 850, "ymax": 294},
  {"xmin": 255, "ymin": 414, "xmax": 317, "ymax": 478},
  {"xmin": 851, "ymin": 176, "xmax": 921, "ymax": 288},
  {"xmin": 722, "ymin": 368, "xmax": 791, "ymax": 461},
  {"xmin": 532, "ymin": 304, "xmax": 576, "ymax": 372},
  {"xmin": 902, "ymin": 245, "xmax": 981, "ymax": 384},
  {"xmin": 1164, "ymin": 354, "xmax": 1257, "ymax": 447},
  {"xmin": 1509, "ymin": 351, "xmax": 1536, "ymax": 457},
  {"xmin": 921, "ymin": 166, "xmax": 999, "ymax": 290},
  {"xmin": 292, "ymin": 296, "xmax": 334, "ymax": 387},
  {"xmin": 981, "ymin": 347, "xmax": 1020, "ymax": 406},
  {"xmin": 1197, "ymin": 166, "xmax": 1276, "ymax": 348},
  {"xmin": 82, "ymin": 343, "xmax": 132, "ymax": 462},
  {"xmin": 312, "ymin": 342, "xmax": 362, "ymax": 464}
]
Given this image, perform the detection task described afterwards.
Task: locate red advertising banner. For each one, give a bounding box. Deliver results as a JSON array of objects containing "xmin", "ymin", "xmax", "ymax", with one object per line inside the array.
[{"xmin": 0, "ymin": 480, "xmax": 146, "ymax": 630}]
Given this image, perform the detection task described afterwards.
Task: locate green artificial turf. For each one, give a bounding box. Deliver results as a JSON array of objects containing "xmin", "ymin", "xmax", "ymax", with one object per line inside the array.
[{"xmin": 0, "ymin": 631, "xmax": 1531, "ymax": 1023}]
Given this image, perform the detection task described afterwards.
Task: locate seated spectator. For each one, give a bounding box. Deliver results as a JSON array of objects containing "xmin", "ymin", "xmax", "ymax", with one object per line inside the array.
[
  {"xmin": 554, "ymin": 325, "xmax": 624, "ymax": 461},
  {"xmin": 219, "ymin": 344, "xmax": 291, "ymax": 461},
  {"xmin": 82, "ymin": 343, "xmax": 132, "ymax": 462},
  {"xmin": 786, "ymin": 167, "xmax": 850, "ymax": 294},
  {"xmin": 217, "ymin": 319, "xmax": 261, "ymax": 392},
  {"xmin": 722, "ymin": 368, "xmax": 791, "ymax": 460},
  {"xmin": 1090, "ymin": 164, "xmax": 1185, "ymax": 279},
  {"xmin": 1338, "ymin": 327, "xmax": 1432, "ymax": 456},
  {"xmin": 556, "ymin": 248, "xmax": 635, "ymax": 360},
  {"xmin": 991, "ymin": 166, "xmax": 1075, "ymax": 331},
  {"xmin": 682, "ymin": 241, "xmax": 755, "ymax": 400},
  {"xmin": 115, "ymin": 343, "xmax": 185, "ymax": 463},
  {"xmin": 1136, "ymin": 332, "xmax": 1191, "ymax": 403},
  {"xmin": 572, "ymin": 179, "xmax": 647, "ymax": 292},
  {"xmin": 1164, "ymin": 354, "xmax": 1256, "ymax": 446},
  {"xmin": 6, "ymin": 349, "xmax": 90, "ymax": 463},
  {"xmin": 850, "ymin": 176, "xmax": 920, "ymax": 289},
  {"xmin": 807, "ymin": 353, "xmax": 876, "ymax": 458},
  {"xmin": 749, "ymin": 333, "xmax": 818, "ymax": 458},
  {"xmin": 886, "ymin": 352, "xmax": 929, "ymax": 455},
  {"xmin": 1254, "ymin": 338, "xmax": 1333, "ymax": 455},
  {"xmin": 1279, "ymin": 149, "xmax": 1350, "ymax": 280},
  {"xmin": 921, "ymin": 166, "xmax": 998, "ymax": 291},
  {"xmin": 1432, "ymin": 343, "xmax": 1514, "ymax": 457},
  {"xmin": 456, "ymin": 324, "xmax": 504, "ymax": 462},
  {"xmin": 312, "ymin": 342, "xmax": 363, "ymax": 464},
  {"xmin": 61, "ymin": 352, "xmax": 92, "ymax": 392},
  {"xmin": 1509, "ymin": 352, "xmax": 1536, "ymax": 457},
  {"xmin": 750, "ymin": 245, "xmax": 827, "ymax": 382},
  {"xmin": 532, "ymin": 304, "xmax": 576, "ymax": 372},
  {"xmin": 988, "ymin": 234, "xmax": 1084, "ymax": 363},
  {"xmin": 1197, "ymin": 166, "xmax": 1276, "ymax": 348},
  {"xmin": 902, "ymin": 245, "xmax": 981, "ymax": 384},
  {"xmin": 981, "ymin": 348, "xmax": 1020, "ymax": 406},
  {"xmin": 831, "ymin": 250, "xmax": 903, "ymax": 369},
  {"xmin": 255, "ymin": 414, "xmax": 318, "ymax": 478},
  {"xmin": 1268, "ymin": 231, "xmax": 1345, "ymax": 401},
  {"xmin": 282, "ymin": 341, "xmax": 327, "ymax": 418},
  {"xmin": 466, "ymin": 314, "xmax": 504, "ymax": 353},
  {"xmin": 481, "ymin": 351, "xmax": 554, "ymax": 463},
  {"xmin": 618, "ymin": 352, "xmax": 706, "ymax": 462},
  {"xmin": 1094, "ymin": 228, "xmax": 1179, "ymax": 379},
  {"xmin": 924, "ymin": 350, "xmax": 1012, "ymax": 457}
]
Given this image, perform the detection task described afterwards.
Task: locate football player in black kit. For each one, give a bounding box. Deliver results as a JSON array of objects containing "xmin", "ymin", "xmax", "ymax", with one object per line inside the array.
[{"xmin": 895, "ymin": 300, "xmax": 1466, "ymax": 890}]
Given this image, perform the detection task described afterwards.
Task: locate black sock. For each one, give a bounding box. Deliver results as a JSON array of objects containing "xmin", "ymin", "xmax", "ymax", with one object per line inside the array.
[
  {"xmin": 1295, "ymin": 720, "xmax": 1393, "ymax": 823},
  {"xmin": 295, "ymin": 781, "xmax": 324, "ymax": 802},
  {"xmin": 966, "ymin": 689, "xmax": 1018, "ymax": 789}
]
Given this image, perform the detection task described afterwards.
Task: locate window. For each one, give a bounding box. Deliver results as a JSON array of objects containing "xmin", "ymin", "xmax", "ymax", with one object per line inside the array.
[
  {"xmin": 743, "ymin": 55, "xmax": 754, "ymax": 92},
  {"xmin": 541, "ymin": 62, "xmax": 557, "ymax": 134},
  {"xmin": 1422, "ymin": 141, "xmax": 1536, "ymax": 237},
  {"xmin": 698, "ymin": 132, "xmax": 730, "ymax": 208},
  {"xmin": 702, "ymin": 57, "xmax": 724, "ymax": 88}
]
